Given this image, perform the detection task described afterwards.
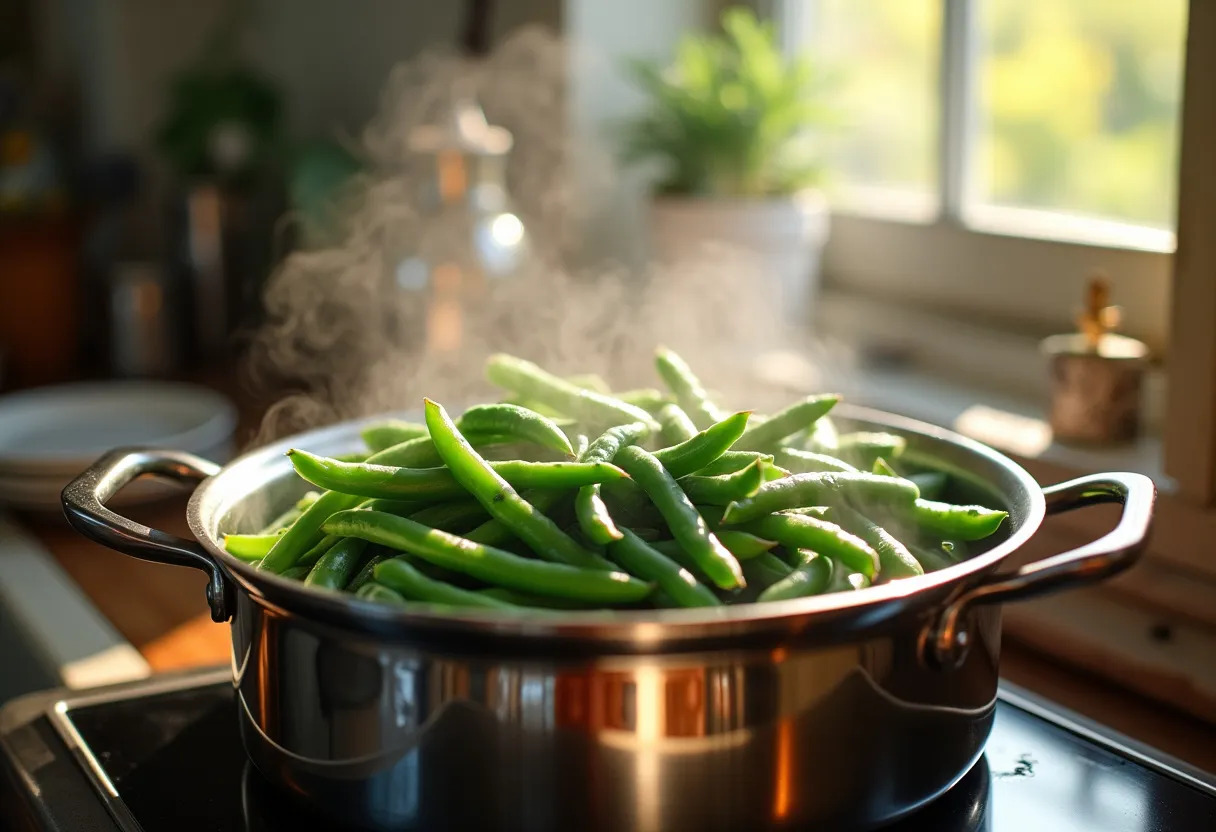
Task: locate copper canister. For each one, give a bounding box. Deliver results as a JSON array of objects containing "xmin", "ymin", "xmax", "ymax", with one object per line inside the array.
[{"xmin": 1041, "ymin": 332, "xmax": 1149, "ymax": 444}]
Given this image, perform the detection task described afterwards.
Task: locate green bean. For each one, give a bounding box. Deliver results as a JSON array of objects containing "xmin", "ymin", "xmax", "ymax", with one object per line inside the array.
[
  {"xmin": 758, "ymin": 550, "xmax": 833, "ymax": 602},
  {"xmin": 735, "ymin": 395, "xmax": 840, "ymax": 452},
  {"xmin": 305, "ymin": 538, "xmax": 369, "ymax": 590},
  {"xmin": 282, "ymin": 565, "xmax": 311, "ymax": 580},
  {"xmin": 501, "ymin": 395, "xmax": 564, "ymax": 418},
  {"xmin": 807, "ymin": 416, "xmax": 839, "ymax": 451},
  {"xmin": 835, "ymin": 432, "xmax": 907, "ymax": 468},
  {"xmin": 375, "ymin": 558, "xmax": 518, "ymax": 609},
  {"xmin": 721, "ymin": 472, "xmax": 920, "ymax": 525},
  {"xmin": 476, "ymin": 587, "xmax": 601, "ymax": 609},
  {"xmin": 907, "ymin": 499, "xmax": 1008, "ymax": 541},
  {"xmin": 908, "ymin": 472, "xmax": 949, "ymax": 502},
  {"xmin": 574, "ymin": 422, "xmax": 651, "ymax": 545},
  {"xmin": 744, "ymin": 513, "xmax": 880, "ymax": 579},
  {"xmin": 486, "ymin": 354, "xmax": 660, "ymax": 432},
  {"xmin": 224, "ymin": 532, "xmax": 282, "ymax": 561},
  {"xmin": 651, "ymin": 529, "xmax": 775, "ymax": 565},
  {"xmin": 365, "ymin": 432, "xmax": 522, "ymax": 469},
  {"xmin": 677, "ymin": 460, "xmax": 766, "ymax": 505},
  {"xmin": 654, "ymin": 346, "xmax": 726, "ymax": 428},
  {"xmin": 693, "ymin": 450, "xmax": 774, "ymax": 477},
  {"xmin": 608, "ymin": 529, "xmax": 721, "ymax": 608},
  {"xmin": 649, "ymin": 589, "xmax": 681, "ymax": 608},
  {"xmin": 574, "ymin": 487, "xmax": 622, "ymax": 544},
  {"xmin": 565, "ymin": 373, "xmax": 612, "ymax": 395},
  {"xmin": 259, "ymin": 489, "xmax": 363, "ymax": 574},
  {"xmin": 614, "ymin": 445, "xmax": 743, "ymax": 590},
  {"xmin": 355, "ymin": 582, "xmax": 410, "ymax": 607},
  {"xmin": 324, "ymin": 510, "xmax": 652, "ymax": 603},
  {"xmin": 360, "ymin": 420, "xmax": 428, "ymax": 453},
  {"xmin": 616, "ymin": 388, "xmax": 668, "ymax": 411},
  {"xmin": 357, "ymin": 498, "xmax": 425, "ymax": 515},
  {"xmin": 347, "ymin": 553, "xmax": 387, "ymax": 592},
  {"xmin": 465, "ymin": 488, "xmax": 564, "ymax": 548},
  {"xmin": 287, "ymin": 449, "xmax": 626, "ymax": 502},
  {"xmin": 717, "ymin": 530, "xmax": 779, "ymax": 558},
  {"xmin": 406, "ymin": 500, "xmax": 488, "ymax": 533},
  {"xmin": 741, "ymin": 553, "xmax": 793, "ymax": 592},
  {"xmin": 425, "ymin": 400, "xmax": 612, "ymax": 570},
  {"xmin": 365, "ymin": 435, "xmax": 445, "ymax": 468},
  {"xmin": 775, "ymin": 447, "xmax": 858, "ymax": 474},
  {"xmin": 458, "ymin": 403, "xmax": 574, "ymax": 457},
  {"xmin": 906, "ymin": 542, "xmax": 956, "ymax": 573},
  {"xmin": 653, "ymin": 411, "xmax": 752, "ymax": 478},
  {"xmin": 828, "ymin": 504, "xmax": 923, "ymax": 580},
  {"xmin": 872, "ymin": 457, "xmax": 899, "ymax": 477},
  {"xmin": 825, "ymin": 560, "xmax": 871, "ymax": 593},
  {"xmin": 657, "ymin": 403, "xmax": 698, "ymax": 444},
  {"xmin": 297, "ymin": 534, "xmax": 341, "ymax": 570},
  {"xmin": 574, "ymin": 434, "xmax": 589, "ymax": 458},
  {"xmin": 259, "ymin": 490, "xmax": 320, "ymax": 534}
]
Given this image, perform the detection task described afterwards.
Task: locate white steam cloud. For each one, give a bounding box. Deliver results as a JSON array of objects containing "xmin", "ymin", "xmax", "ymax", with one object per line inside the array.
[{"xmin": 244, "ymin": 26, "xmax": 837, "ymax": 446}]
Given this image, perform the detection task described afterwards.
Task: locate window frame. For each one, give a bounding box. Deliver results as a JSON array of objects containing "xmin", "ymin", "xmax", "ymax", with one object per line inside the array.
[{"xmin": 780, "ymin": 0, "xmax": 1178, "ymax": 353}]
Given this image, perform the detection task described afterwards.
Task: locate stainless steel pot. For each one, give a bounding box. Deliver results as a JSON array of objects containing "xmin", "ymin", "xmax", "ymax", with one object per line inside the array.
[{"xmin": 61, "ymin": 405, "xmax": 1155, "ymax": 831}]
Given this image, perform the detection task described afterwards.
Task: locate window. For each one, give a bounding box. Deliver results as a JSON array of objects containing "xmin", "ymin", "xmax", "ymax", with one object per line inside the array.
[
  {"xmin": 973, "ymin": 0, "xmax": 1186, "ymax": 232},
  {"xmin": 800, "ymin": 0, "xmax": 942, "ymax": 219},
  {"xmin": 785, "ymin": 0, "xmax": 1189, "ymax": 351}
]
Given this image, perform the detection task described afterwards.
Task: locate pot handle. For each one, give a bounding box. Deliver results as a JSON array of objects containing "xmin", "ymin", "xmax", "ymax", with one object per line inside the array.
[
  {"xmin": 61, "ymin": 448, "xmax": 231, "ymax": 622},
  {"xmin": 927, "ymin": 472, "xmax": 1156, "ymax": 669}
]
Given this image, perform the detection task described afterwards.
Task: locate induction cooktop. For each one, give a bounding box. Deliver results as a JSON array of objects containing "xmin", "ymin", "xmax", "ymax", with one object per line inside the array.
[{"xmin": 1, "ymin": 668, "xmax": 1213, "ymax": 831}]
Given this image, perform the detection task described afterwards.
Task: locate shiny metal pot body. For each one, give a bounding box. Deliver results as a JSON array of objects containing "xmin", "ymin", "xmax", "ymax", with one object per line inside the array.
[{"xmin": 62, "ymin": 406, "xmax": 1155, "ymax": 831}]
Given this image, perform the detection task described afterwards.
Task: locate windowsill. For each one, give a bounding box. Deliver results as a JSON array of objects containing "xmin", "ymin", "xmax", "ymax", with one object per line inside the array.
[
  {"xmin": 828, "ymin": 195, "xmax": 1176, "ymax": 255},
  {"xmin": 757, "ymin": 288, "xmax": 1170, "ymax": 487},
  {"xmin": 754, "ymin": 288, "xmax": 1216, "ymax": 725}
]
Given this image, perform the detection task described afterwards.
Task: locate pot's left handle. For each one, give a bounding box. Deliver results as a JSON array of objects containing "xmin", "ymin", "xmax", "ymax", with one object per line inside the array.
[{"xmin": 61, "ymin": 448, "xmax": 232, "ymax": 622}]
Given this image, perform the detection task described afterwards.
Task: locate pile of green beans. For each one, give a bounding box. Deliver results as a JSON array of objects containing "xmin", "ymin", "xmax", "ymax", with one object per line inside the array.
[{"xmin": 224, "ymin": 349, "xmax": 1008, "ymax": 612}]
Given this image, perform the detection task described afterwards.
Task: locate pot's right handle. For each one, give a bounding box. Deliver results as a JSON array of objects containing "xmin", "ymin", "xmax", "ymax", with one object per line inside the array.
[
  {"xmin": 927, "ymin": 472, "xmax": 1156, "ymax": 669},
  {"xmin": 61, "ymin": 448, "xmax": 231, "ymax": 622}
]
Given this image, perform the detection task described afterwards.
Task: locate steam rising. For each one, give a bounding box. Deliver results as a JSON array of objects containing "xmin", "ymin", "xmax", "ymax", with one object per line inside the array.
[{"xmin": 246, "ymin": 27, "xmax": 831, "ymax": 446}]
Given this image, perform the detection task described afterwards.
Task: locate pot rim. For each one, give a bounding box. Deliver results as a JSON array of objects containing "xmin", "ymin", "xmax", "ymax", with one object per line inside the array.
[{"xmin": 187, "ymin": 404, "xmax": 1045, "ymax": 646}]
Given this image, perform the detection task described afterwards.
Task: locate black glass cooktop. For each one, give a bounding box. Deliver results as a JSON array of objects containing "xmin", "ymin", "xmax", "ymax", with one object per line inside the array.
[{"xmin": 2, "ymin": 669, "xmax": 1214, "ymax": 832}]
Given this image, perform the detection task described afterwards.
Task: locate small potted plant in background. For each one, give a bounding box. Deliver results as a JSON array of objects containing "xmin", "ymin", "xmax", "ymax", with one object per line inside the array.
[{"xmin": 621, "ymin": 7, "xmax": 835, "ymax": 325}]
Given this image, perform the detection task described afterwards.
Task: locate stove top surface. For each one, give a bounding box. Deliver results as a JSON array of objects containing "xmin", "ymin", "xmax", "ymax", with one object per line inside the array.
[{"xmin": 2, "ymin": 669, "xmax": 1214, "ymax": 832}]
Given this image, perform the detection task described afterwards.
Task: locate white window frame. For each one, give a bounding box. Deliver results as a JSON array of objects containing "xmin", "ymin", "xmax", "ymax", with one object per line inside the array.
[{"xmin": 780, "ymin": 0, "xmax": 1176, "ymax": 353}]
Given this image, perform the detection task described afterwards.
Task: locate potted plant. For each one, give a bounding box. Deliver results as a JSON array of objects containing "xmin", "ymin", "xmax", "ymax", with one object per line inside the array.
[{"xmin": 621, "ymin": 7, "xmax": 834, "ymax": 325}]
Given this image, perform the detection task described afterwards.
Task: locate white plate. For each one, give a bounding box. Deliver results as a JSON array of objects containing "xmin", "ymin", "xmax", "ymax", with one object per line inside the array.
[
  {"xmin": 0, "ymin": 382, "xmax": 236, "ymax": 511},
  {"xmin": 0, "ymin": 382, "xmax": 236, "ymax": 476}
]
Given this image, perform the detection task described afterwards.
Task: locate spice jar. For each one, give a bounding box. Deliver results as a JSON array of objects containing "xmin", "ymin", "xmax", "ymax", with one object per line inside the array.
[{"xmin": 1042, "ymin": 275, "xmax": 1150, "ymax": 444}]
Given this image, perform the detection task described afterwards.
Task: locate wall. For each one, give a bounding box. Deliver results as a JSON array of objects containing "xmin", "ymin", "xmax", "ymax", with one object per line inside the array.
[
  {"xmin": 37, "ymin": 0, "xmax": 562, "ymax": 158},
  {"xmin": 564, "ymin": 0, "xmax": 708, "ymax": 266}
]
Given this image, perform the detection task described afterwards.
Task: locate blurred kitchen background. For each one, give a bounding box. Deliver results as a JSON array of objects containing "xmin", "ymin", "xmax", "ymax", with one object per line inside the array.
[{"xmin": 3, "ymin": 0, "xmax": 1214, "ymax": 765}]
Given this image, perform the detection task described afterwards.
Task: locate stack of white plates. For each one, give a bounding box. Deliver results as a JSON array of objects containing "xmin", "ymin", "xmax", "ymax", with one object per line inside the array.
[{"xmin": 0, "ymin": 382, "xmax": 238, "ymax": 512}]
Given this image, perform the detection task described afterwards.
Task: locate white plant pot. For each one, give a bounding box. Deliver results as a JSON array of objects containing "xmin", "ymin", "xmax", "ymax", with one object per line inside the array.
[{"xmin": 648, "ymin": 192, "xmax": 829, "ymax": 327}]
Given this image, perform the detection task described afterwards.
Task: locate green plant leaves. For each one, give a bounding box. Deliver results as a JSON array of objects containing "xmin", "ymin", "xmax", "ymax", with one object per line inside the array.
[{"xmin": 619, "ymin": 6, "xmax": 836, "ymax": 196}]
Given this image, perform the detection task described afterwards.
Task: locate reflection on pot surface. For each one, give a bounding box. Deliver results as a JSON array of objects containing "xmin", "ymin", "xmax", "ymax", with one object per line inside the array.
[{"xmin": 232, "ymin": 595, "xmax": 1000, "ymax": 831}]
